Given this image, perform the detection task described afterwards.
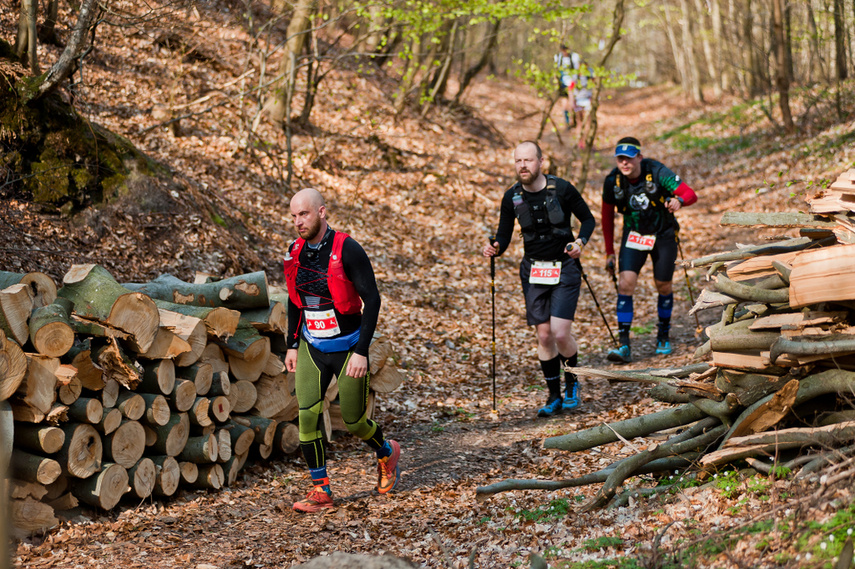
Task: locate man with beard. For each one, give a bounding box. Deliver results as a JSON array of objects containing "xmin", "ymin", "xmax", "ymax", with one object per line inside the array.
[
  {"xmin": 283, "ymin": 188, "xmax": 400, "ymax": 512},
  {"xmin": 601, "ymin": 136, "xmax": 698, "ymax": 363},
  {"xmin": 483, "ymin": 141, "xmax": 596, "ymax": 417}
]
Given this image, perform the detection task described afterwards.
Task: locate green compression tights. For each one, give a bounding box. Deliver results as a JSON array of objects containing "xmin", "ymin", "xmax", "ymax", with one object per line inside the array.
[{"xmin": 295, "ymin": 340, "xmax": 385, "ymax": 470}]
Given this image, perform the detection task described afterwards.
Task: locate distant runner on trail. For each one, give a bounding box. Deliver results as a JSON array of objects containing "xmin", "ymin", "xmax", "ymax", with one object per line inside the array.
[
  {"xmin": 483, "ymin": 141, "xmax": 596, "ymax": 417},
  {"xmin": 601, "ymin": 136, "xmax": 698, "ymax": 363},
  {"xmin": 283, "ymin": 188, "xmax": 400, "ymax": 513}
]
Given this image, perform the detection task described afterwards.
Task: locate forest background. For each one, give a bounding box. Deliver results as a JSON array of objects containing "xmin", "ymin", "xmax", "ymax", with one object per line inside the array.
[{"xmin": 2, "ymin": 0, "xmax": 855, "ymax": 567}]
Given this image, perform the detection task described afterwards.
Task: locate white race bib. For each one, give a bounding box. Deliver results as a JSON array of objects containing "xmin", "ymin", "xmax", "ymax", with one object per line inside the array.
[
  {"xmin": 305, "ymin": 309, "xmax": 341, "ymax": 338},
  {"xmin": 529, "ymin": 261, "xmax": 561, "ymax": 285},
  {"xmin": 626, "ymin": 231, "xmax": 656, "ymax": 251}
]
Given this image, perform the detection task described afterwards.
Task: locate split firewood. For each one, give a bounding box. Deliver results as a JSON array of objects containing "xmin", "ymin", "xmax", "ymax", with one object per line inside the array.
[
  {"xmin": 95, "ymin": 408, "xmax": 123, "ymax": 436},
  {"xmin": 369, "ymin": 364, "xmax": 405, "ymax": 393},
  {"xmin": 176, "ymin": 362, "xmax": 213, "ymax": 395},
  {"xmin": 689, "ymin": 289, "xmax": 740, "ymax": 315},
  {"xmin": 728, "ymin": 378, "xmax": 800, "ymax": 438},
  {"xmin": 193, "ymin": 463, "xmax": 224, "ymax": 489},
  {"xmin": 151, "ymin": 456, "xmax": 181, "ymax": 497},
  {"xmin": 9, "ymin": 480, "xmax": 48, "ymax": 500},
  {"xmin": 150, "ymin": 299, "xmax": 239, "ymax": 339},
  {"xmin": 0, "ymin": 283, "xmax": 35, "ymax": 345},
  {"xmin": 72, "ymin": 462, "xmax": 128, "ymax": 510},
  {"xmin": 11, "ymin": 451, "xmax": 62, "ymax": 485},
  {"xmin": 149, "ymin": 412, "xmax": 190, "ymax": 457},
  {"xmin": 228, "ymin": 422, "xmax": 255, "ymax": 456},
  {"xmin": 179, "ymin": 461, "xmax": 199, "ymax": 484},
  {"xmin": 13, "ymin": 355, "xmax": 59, "ymax": 422},
  {"xmin": 63, "ymin": 339, "xmax": 104, "ymax": 391},
  {"xmin": 115, "ymin": 391, "xmax": 145, "ymax": 421},
  {"xmin": 789, "ymin": 243, "xmax": 855, "ymax": 308},
  {"xmin": 94, "ymin": 337, "xmax": 142, "ymax": 390},
  {"xmin": 241, "ymin": 301, "xmax": 287, "ymax": 333},
  {"xmin": 59, "ymin": 264, "xmax": 159, "ymax": 352},
  {"xmin": 231, "ymin": 380, "xmax": 257, "ymax": 413},
  {"xmin": 28, "ymin": 298, "xmax": 74, "ymax": 357},
  {"xmin": 0, "ymin": 335, "xmax": 27, "ymax": 401},
  {"xmin": 274, "ymin": 421, "xmax": 299, "ymax": 454},
  {"xmin": 9, "ymin": 497, "xmax": 58, "ymax": 537},
  {"xmin": 262, "ymin": 352, "xmax": 284, "ymax": 377},
  {"xmin": 139, "ymin": 359, "xmax": 175, "ymax": 395},
  {"xmin": 103, "ymin": 420, "xmax": 146, "ymax": 468},
  {"xmin": 0, "ymin": 270, "xmax": 57, "ymax": 309},
  {"xmin": 215, "ymin": 429, "xmax": 231, "ymax": 463},
  {"xmin": 56, "ymin": 366, "xmax": 81, "ymax": 405},
  {"xmin": 138, "ymin": 393, "xmax": 171, "ymax": 426},
  {"xmin": 133, "ymin": 326, "xmax": 191, "ymax": 360},
  {"xmin": 178, "ymin": 434, "xmax": 218, "ymax": 463},
  {"xmin": 199, "ymin": 343, "xmax": 229, "ymax": 374},
  {"xmin": 127, "ymin": 457, "xmax": 156, "ymax": 499},
  {"xmin": 13, "ymin": 424, "xmax": 65, "ymax": 454},
  {"xmin": 58, "ymin": 423, "xmax": 102, "ymax": 478},
  {"xmin": 124, "ymin": 271, "xmax": 269, "ymax": 310},
  {"xmin": 158, "ymin": 310, "xmax": 206, "ymax": 367},
  {"xmin": 369, "ymin": 334, "xmax": 395, "ymax": 375}
]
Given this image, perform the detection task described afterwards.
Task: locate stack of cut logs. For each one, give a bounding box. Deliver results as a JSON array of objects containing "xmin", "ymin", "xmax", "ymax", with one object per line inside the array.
[
  {"xmin": 478, "ymin": 168, "xmax": 855, "ymax": 509},
  {"xmin": 0, "ymin": 265, "xmax": 404, "ymax": 536}
]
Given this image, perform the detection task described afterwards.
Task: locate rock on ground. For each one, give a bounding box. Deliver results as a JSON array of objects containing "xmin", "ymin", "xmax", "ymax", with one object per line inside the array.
[{"xmin": 296, "ymin": 552, "xmax": 419, "ymax": 568}]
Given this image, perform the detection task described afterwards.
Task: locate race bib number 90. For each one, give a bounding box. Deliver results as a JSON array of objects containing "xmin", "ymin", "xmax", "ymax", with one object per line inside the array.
[
  {"xmin": 626, "ymin": 231, "xmax": 656, "ymax": 251},
  {"xmin": 530, "ymin": 261, "xmax": 561, "ymax": 285},
  {"xmin": 305, "ymin": 309, "xmax": 341, "ymax": 338}
]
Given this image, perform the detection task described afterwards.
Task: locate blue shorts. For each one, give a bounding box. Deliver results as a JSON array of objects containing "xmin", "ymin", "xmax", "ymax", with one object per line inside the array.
[
  {"xmin": 618, "ymin": 228, "xmax": 678, "ymax": 282},
  {"xmin": 519, "ymin": 257, "xmax": 582, "ymax": 326}
]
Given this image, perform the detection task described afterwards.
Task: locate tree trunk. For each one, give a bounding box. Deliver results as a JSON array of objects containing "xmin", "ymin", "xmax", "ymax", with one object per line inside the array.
[
  {"xmin": 663, "ymin": 0, "xmax": 689, "ymax": 91},
  {"xmin": 1, "ymin": 283, "xmax": 34, "ymax": 346},
  {"xmin": 679, "ymin": 0, "xmax": 704, "ymax": 101},
  {"xmin": 72, "ymin": 462, "xmax": 127, "ymax": 510},
  {"xmin": 59, "ymin": 264, "xmax": 159, "ymax": 353},
  {"xmin": 771, "ymin": 0, "xmax": 794, "ymax": 132},
  {"xmin": 28, "ymin": 298, "xmax": 74, "ymax": 358},
  {"xmin": 743, "ymin": 0, "xmax": 758, "ymax": 96},
  {"xmin": 711, "ymin": 0, "xmax": 727, "ymax": 91},
  {"xmin": 124, "ymin": 272, "xmax": 269, "ymax": 310},
  {"xmin": 453, "ymin": 19, "xmax": 501, "ymax": 105},
  {"xmin": 262, "ymin": 0, "xmax": 316, "ymax": 124},
  {"xmin": 806, "ymin": 2, "xmax": 829, "ymax": 83},
  {"xmin": 58, "ymin": 423, "xmax": 101, "ymax": 478},
  {"xmin": 834, "ymin": 0, "xmax": 848, "ymax": 80},
  {"xmin": 0, "ymin": 271, "xmax": 57, "ymax": 309},
  {"xmin": 693, "ymin": 0, "xmax": 721, "ymax": 97},
  {"xmin": 15, "ymin": 0, "xmax": 40, "ymax": 73}
]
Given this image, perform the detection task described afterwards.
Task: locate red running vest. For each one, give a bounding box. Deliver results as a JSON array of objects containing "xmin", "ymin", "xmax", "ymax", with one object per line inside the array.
[{"xmin": 282, "ymin": 231, "xmax": 362, "ymax": 315}]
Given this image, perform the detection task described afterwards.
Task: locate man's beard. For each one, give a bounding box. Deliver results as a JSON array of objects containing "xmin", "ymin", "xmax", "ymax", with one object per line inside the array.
[
  {"xmin": 517, "ymin": 168, "xmax": 537, "ymax": 185},
  {"xmin": 300, "ymin": 217, "xmax": 323, "ymax": 240}
]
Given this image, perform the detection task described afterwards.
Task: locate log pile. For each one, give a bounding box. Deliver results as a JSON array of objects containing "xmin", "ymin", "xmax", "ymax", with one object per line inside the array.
[
  {"xmin": 478, "ymin": 168, "xmax": 855, "ymax": 509},
  {"xmin": 0, "ymin": 265, "xmax": 405, "ymax": 536}
]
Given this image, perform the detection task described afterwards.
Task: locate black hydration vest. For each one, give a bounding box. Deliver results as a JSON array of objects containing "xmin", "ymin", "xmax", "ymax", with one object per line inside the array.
[
  {"xmin": 512, "ymin": 175, "xmax": 571, "ymax": 244},
  {"xmin": 612, "ymin": 164, "xmax": 675, "ymax": 235}
]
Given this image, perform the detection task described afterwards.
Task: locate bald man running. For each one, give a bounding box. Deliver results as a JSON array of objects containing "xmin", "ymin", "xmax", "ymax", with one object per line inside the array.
[{"xmin": 283, "ymin": 188, "xmax": 400, "ymax": 512}]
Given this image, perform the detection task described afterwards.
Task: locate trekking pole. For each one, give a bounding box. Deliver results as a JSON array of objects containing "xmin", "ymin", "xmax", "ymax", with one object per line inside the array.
[
  {"xmin": 489, "ymin": 236, "xmax": 498, "ymax": 414},
  {"xmin": 677, "ymin": 237, "xmax": 701, "ymax": 332},
  {"xmin": 570, "ymin": 247, "xmax": 619, "ymax": 347}
]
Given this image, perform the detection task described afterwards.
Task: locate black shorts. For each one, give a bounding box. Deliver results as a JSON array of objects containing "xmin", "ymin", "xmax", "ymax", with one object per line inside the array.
[
  {"xmin": 519, "ymin": 257, "xmax": 582, "ymax": 326},
  {"xmin": 618, "ymin": 229, "xmax": 678, "ymax": 282}
]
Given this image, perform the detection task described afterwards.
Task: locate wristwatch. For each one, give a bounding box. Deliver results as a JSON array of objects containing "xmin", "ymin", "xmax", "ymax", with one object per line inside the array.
[{"xmin": 577, "ymin": 237, "xmax": 588, "ymax": 246}]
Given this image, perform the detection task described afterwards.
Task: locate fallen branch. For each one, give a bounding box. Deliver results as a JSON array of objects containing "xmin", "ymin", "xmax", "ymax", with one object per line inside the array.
[
  {"xmin": 769, "ymin": 335, "xmax": 855, "ymax": 364},
  {"xmin": 683, "ymin": 236, "xmax": 828, "ymax": 268},
  {"xmin": 713, "ymin": 275, "xmax": 790, "ymax": 304}
]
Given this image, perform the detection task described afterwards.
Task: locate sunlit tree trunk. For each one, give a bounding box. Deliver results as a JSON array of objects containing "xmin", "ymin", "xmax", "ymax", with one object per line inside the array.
[
  {"xmin": 806, "ymin": 1, "xmax": 828, "ymax": 82},
  {"xmin": 693, "ymin": 0, "xmax": 722, "ymax": 97},
  {"xmin": 15, "ymin": 0, "xmax": 39, "ymax": 73},
  {"xmin": 743, "ymin": 0, "xmax": 759, "ymax": 97},
  {"xmin": 711, "ymin": 0, "xmax": 727, "ymax": 92},
  {"xmin": 679, "ymin": 0, "xmax": 704, "ymax": 101},
  {"xmin": 834, "ymin": 0, "xmax": 848, "ymax": 80},
  {"xmin": 262, "ymin": 0, "xmax": 316, "ymax": 125},
  {"xmin": 663, "ymin": 1, "xmax": 689, "ymax": 92},
  {"xmin": 771, "ymin": 0, "xmax": 793, "ymax": 132}
]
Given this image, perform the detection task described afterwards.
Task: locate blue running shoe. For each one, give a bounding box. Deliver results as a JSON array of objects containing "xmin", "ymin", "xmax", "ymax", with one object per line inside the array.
[
  {"xmin": 563, "ymin": 383, "xmax": 580, "ymax": 411},
  {"xmin": 537, "ymin": 395, "xmax": 563, "ymax": 418},
  {"xmin": 655, "ymin": 340, "xmax": 672, "ymax": 355},
  {"xmin": 607, "ymin": 344, "xmax": 632, "ymax": 363}
]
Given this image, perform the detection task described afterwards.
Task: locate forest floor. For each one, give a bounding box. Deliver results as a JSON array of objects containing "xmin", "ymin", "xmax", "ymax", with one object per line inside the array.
[{"xmin": 5, "ymin": 2, "xmax": 855, "ymax": 568}]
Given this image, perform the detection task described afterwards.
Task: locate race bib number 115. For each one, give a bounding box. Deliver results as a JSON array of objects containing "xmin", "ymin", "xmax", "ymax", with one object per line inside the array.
[{"xmin": 530, "ymin": 261, "xmax": 561, "ymax": 285}]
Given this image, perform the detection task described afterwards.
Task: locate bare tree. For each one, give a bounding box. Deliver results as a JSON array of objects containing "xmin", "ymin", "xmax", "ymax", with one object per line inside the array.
[
  {"xmin": 771, "ymin": 0, "xmax": 793, "ymax": 132},
  {"xmin": 15, "ymin": 0, "xmax": 39, "ymax": 73}
]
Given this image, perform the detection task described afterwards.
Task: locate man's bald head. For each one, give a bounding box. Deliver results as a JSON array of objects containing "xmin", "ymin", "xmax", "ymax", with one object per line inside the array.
[{"xmin": 291, "ymin": 188, "xmax": 325, "ymax": 211}]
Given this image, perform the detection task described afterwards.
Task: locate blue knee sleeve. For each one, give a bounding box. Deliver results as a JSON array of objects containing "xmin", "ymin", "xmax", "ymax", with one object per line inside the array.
[
  {"xmin": 616, "ymin": 294, "xmax": 633, "ymax": 324},
  {"xmin": 658, "ymin": 294, "xmax": 674, "ymax": 319}
]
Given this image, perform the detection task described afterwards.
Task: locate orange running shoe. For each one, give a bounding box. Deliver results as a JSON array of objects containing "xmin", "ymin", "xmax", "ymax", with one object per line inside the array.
[
  {"xmin": 292, "ymin": 486, "xmax": 334, "ymax": 513},
  {"xmin": 377, "ymin": 439, "xmax": 401, "ymax": 494}
]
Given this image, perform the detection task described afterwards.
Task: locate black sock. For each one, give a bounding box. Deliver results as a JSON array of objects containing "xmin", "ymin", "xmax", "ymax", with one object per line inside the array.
[
  {"xmin": 540, "ymin": 356, "xmax": 562, "ymax": 398},
  {"xmin": 658, "ymin": 318, "xmax": 671, "ymax": 341},
  {"xmin": 618, "ymin": 322, "xmax": 631, "ymax": 346},
  {"xmin": 561, "ymin": 353, "xmax": 578, "ymax": 389}
]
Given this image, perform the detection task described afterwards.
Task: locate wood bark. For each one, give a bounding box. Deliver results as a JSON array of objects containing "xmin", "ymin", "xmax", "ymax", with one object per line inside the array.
[
  {"xmin": 72, "ymin": 462, "xmax": 128, "ymax": 510},
  {"xmin": 96, "ymin": 408, "xmax": 122, "ymax": 436},
  {"xmin": 0, "ymin": 283, "xmax": 34, "ymax": 345},
  {"xmin": 94, "ymin": 337, "xmax": 142, "ymax": 390},
  {"xmin": 189, "ymin": 397, "xmax": 213, "ymax": 428},
  {"xmin": 176, "ymin": 363, "xmax": 213, "ymax": 396},
  {"xmin": 241, "ymin": 302, "xmax": 287, "ymax": 333},
  {"xmin": 58, "ymin": 423, "xmax": 101, "ymax": 478},
  {"xmin": 222, "ymin": 328, "xmax": 270, "ymax": 382},
  {"xmin": 771, "ymin": 0, "xmax": 793, "ymax": 132},
  {"xmin": 59, "ymin": 264, "xmax": 159, "ymax": 352},
  {"xmin": 115, "ymin": 391, "xmax": 145, "ymax": 421},
  {"xmin": 124, "ymin": 271, "xmax": 269, "ymax": 310},
  {"xmin": 139, "ymin": 393, "xmax": 170, "ymax": 426},
  {"xmin": 28, "ymin": 298, "xmax": 74, "ymax": 357},
  {"xmin": 229, "ymin": 422, "xmax": 255, "ymax": 456},
  {"xmin": 543, "ymin": 404, "xmax": 707, "ymax": 451},
  {"xmin": 193, "ymin": 463, "xmax": 224, "ymax": 489},
  {"xmin": 274, "ymin": 421, "xmax": 300, "ymax": 454},
  {"xmin": 178, "ymin": 434, "xmax": 218, "ymax": 463},
  {"xmin": 0, "ymin": 271, "xmax": 57, "ymax": 309},
  {"xmin": 207, "ymin": 371, "xmax": 230, "ymax": 397},
  {"xmin": 236, "ymin": 416, "xmax": 277, "ymax": 446},
  {"xmin": 0, "ymin": 335, "xmax": 27, "ymax": 401}
]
